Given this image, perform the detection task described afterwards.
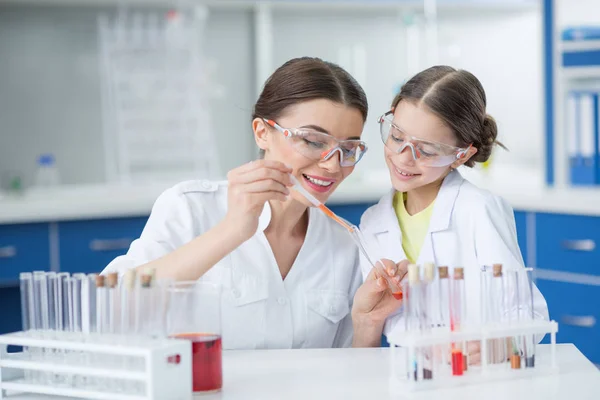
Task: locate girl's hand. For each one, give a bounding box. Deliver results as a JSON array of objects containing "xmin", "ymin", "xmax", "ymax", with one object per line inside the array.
[{"xmin": 352, "ymin": 259, "xmax": 409, "ymax": 326}]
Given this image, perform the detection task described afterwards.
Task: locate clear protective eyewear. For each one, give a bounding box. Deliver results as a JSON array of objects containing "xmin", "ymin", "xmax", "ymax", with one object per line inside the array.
[
  {"xmin": 263, "ymin": 119, "xmax": 368, "ymax": 167},
  {"xmin": 378, "ymin": 111, "xmax": 471, "ymax": 167}
]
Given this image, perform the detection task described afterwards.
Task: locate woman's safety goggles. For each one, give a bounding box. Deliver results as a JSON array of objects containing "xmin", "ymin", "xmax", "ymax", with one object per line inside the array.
[
  {"xmin": 263, "ymin": 119, "xmax": 368, "ymax": 167},
  {"xmin": 378, "ymin": 111, "xmax": 471, "ymax": 167}
]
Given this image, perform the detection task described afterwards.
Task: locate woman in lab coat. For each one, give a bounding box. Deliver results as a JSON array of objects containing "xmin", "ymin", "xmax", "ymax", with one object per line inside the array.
[
  {"xmin": 358, "ymin": 66, "xmax": 549, "ymax": 362},
  {"xmin": 102, "ymin": 57, "xmax": 403, "ymax": 350}
]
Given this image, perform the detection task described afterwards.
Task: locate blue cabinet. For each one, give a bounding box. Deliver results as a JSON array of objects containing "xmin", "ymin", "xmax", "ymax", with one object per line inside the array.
[
  {"xmin": 59, "ymin": 217, "xmax": 148, "ymax": 274},
  {"xmin": 536, "ymin": 213, "xmax": 600, "ymax": 276},
  {"xmin": 532, "ymin": 212, "xmax": 600, "ymax": 366},
  {"xmin": 0, "ymin": 216, "xmax": 148, "ymax": 334},
  {"xmin": 536, "ymin": 278, "xmax": 600, "ymax": 365},
  {"xmin": 0, "ymin": 223, "xmax": 51, "ymax": 286}
]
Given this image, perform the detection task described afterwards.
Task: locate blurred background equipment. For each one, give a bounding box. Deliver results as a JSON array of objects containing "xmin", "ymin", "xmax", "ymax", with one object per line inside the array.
[{"xmin": 98, "ymin": 5, "xmax": 221, "ymax": 184}]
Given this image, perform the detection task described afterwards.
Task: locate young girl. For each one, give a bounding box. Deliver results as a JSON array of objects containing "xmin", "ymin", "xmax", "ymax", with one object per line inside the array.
[
  {"xmin": 358, "ymin": 66, "xmax": 549, "ymax": 360},
  {"xmin": 102, "ymin": 57, "xmax": 401, "ymax": 350}
]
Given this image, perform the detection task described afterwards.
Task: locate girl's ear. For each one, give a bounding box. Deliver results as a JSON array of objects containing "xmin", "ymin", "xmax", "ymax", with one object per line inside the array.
[{"xmin": 450, "ymin": 145, "xmax": 478, "ymax": 169}]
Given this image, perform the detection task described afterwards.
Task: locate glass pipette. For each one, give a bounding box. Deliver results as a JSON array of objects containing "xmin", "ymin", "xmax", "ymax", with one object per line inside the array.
[{"xmin": 290, "ymin": 175, "xmax": 403, "ymax": 299}]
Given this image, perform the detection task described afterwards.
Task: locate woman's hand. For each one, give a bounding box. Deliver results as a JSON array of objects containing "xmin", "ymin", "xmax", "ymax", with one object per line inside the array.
[
  {"xmin": 223, "ymin": 160, "xmax": 293, "ymax": 241},
  {"xmin": 351, "ymin": 259, "xmax": 409, "ymax": 347}
]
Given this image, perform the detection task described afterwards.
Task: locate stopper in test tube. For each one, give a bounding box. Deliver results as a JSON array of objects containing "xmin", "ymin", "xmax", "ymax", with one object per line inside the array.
[{"xmin": 106, "ymin": 272, "xmax": 118, "ymax": 289}]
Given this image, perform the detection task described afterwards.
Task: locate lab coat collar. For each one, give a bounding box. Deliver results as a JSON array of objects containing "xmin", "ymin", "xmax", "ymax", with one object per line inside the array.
[
  {"xmin": 428, "ymin": 169, "xmax": 464, "ymax": 233},
  {"xmin": 370, "ymin": 169, "xmax": 464, "ymax": 234},
  {"xmin": 257, "ymin": 202, "xmax": 272, "ymax": 232}
]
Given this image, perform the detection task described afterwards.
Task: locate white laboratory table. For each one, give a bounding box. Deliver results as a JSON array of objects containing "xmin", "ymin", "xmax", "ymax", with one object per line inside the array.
[{"xmin": 7, "ymin": 344, "xmax": 600, "ymax": 400}]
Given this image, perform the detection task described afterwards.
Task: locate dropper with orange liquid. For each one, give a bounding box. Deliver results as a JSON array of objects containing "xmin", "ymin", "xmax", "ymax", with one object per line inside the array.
[{"xmin": 290, "ymin": 175, "xmax": 403, "ymax": 300}]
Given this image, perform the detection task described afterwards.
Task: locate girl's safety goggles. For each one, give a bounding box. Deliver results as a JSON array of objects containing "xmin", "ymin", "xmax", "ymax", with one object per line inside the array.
[
  {"xmin": 378, "ymin": 111, "xmax": 471, "ymax": 167},
  {"xmin": 263, "ymin": 119, "xmax": 368, "ymax": 167}
]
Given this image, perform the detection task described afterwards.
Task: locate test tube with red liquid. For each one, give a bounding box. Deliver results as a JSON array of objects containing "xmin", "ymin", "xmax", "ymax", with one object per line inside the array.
[{"xmin": 450, "ymin": 267, "xmax": 466, "ymax": 376}]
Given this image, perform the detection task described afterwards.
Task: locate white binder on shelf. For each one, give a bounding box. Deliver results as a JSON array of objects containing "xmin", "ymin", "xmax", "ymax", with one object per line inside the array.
[{"xmin": 568, "ymin": 91, "xmax": 598, "ymax": 186}]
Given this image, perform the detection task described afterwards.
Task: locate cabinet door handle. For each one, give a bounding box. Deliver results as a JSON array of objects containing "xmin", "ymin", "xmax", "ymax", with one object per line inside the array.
[
  {"xmin": 561, "ymin": 239, "xmax": 596, "ymax": 252},
  {"xmin": 561, "ymin": 315, "xmax": 596, "ymax": 328},
  {"xmin": 89, "ymin": 239, "xmax": 133, "ymax": 252},
  {"xmin": 0, "ymin": 246, "xmax": 16, "ymax": 258}
]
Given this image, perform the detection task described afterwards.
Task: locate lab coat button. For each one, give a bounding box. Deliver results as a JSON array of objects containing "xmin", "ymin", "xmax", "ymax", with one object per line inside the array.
[
  {"xmin": 277, "ymin": 297, "xmax": 286, "ymax": 305},
  {"xmin": 329, "ymin": 305, "xmax": 337, "ymax": 314},
  {"xmin": 232, "ymin": 289, "xmax": 241, "ymax": 298},
  {"xmin": 201, "ymin": 181, "xmax": 215, "ymax": 190}
]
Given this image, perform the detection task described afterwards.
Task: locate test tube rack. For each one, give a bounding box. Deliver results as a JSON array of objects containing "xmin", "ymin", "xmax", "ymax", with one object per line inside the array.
[
  {"xmin": 0, "ymin": 331, "xmax": 192, "ymax": 400},
  {"xmin": 388, "ymin": 319, "xmax": 558, "ymax": 393}
]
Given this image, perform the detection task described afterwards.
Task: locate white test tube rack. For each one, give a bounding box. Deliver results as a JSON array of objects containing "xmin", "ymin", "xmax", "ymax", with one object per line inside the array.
[
  {"xmin": 388, "ymin": 319, "xmax": 559, "ymax": 393},
  {"xmin": 0, "ymin": 331, "xmax": 192, "ymax": 400}
]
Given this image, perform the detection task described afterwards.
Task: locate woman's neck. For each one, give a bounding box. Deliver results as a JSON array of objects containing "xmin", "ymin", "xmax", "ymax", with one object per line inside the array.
[{"xmin": 265, "ymin": 198, "xmax": 309, "ymax": 238}]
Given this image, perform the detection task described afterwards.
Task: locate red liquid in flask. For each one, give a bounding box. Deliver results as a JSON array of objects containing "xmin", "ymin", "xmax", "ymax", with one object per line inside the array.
[
  {"xmin": 392, "ymin": 291, "xmax": 403, "ymax": 300},
  {"xmin": 172, "ymin": 333, "xmax": 222, "ymax": 393}
]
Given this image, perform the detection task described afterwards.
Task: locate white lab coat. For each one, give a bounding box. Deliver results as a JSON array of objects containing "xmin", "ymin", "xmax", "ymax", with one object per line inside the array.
[
  {"xmin": 358, "ymin": 170, "xmax": 549, "ymax": 339},
  {"xmin": 103, "ymin": 180, "xmax": 362, "ymax": 350}
]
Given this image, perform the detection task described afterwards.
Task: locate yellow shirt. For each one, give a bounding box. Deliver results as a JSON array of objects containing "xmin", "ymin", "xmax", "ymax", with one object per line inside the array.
[{"xmin": 393, "ymin": 192, "xmax": 435, "ymax": 263}]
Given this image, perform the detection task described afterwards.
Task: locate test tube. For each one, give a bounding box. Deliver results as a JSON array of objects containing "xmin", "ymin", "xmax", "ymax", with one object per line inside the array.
[
  {"xmin": 120, "ymin": 270, "xmax": 136, "ymax": 336},
  {"xmin": 437, "ymin": 267, "xmax": 450, "ymax": 327},
  {"xmin": 19, "ymin": 273, "xmax": 33, "ymax": 382},
  {"xmin": 121, "ymin": 270, "xmax": 137, "ymax": 394},
  {"xmin": 71, "ymin": 275, "xmax": 85, "ymax": 342},
  {"xmin": 421, "ymin": 263, "xmax": 435, "ymax": 380},
  {"xmin": 436, "ymin": 266, "xmax": 450, "ymax": 374},
  {"xmin": 150, "ymin": 276, "xmax": 170, "ymax": 339},
  {"xmin": 54, "ymin": 273, "xmax": 69, "ymax": 334},
  {"xmin": 133, "ymin": 270, "xmax": 155, "ymax": 395},
  {"xmin": 450, "ymin": 267, "xmax": 466, "ymax": 376},
  {"xmin": 106, "ymin": 272, "xmax": 119, "ymax": 335},
  {"xmin": 96, "ymin": 275, "xmax": 107, "ymax": 335},
  {"xmin": 31, "ymin": 272, "xmax": 49, "ymax": 337},
  {"xmin": 405, "ymin": 264, "xmax": 421, "ymax": 381},
  {"xmin": 83, "ymin": 274, "xmax": 99, "ymax": 390},
  {"xmin": 86, "ymin": 274, "xmax": 98, "ymax": 335},
  {"xmin": 525, "ymin": 268, "xmax": 536, "ymax": 368},
  {"xmin": 490, "ymin": 264, "xmax": 507, "ymax": 365},
  {"xmin": 135, "ymin": 270, "xmax": 154, "ymax": 338},
  {"xmin": 46, "ymin": 272, "xmax": 57, "ymax": 335},
  {"xmin": 20, "ymin": 273, "xmax": 32, "ymax": 334},
  {"xmin": 44, "ymin": 272, "xmax": 58, "ymax": 384},
  {"xmin": 507, "ymin": 269, "xmax": 521, "ymax": 370},
  {"xmin": 53, "ymin": 272, "xmax": 69, "ymax": 385}
]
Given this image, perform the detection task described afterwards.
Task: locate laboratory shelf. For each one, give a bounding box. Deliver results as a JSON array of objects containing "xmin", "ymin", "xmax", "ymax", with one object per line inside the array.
[
  {"xmin": 560, "ymin": 66, "xmax": 600, "ymax": 80},
  {"xmin": 0, "ymin": 0, "xmax": 540, "ymax": 12}
]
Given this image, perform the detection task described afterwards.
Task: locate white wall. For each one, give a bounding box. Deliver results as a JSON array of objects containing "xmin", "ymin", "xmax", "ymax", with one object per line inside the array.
[
  {"xmin": 556, "ymin": 0, "xmax": 600, "ymax": 28},
  {"xmin": 272, "ymin": 7, "xmax": 543, "ymax": 177},
  {"xmin": 437, "ymin": 10, "xmax": 543, "ymax": 170}
]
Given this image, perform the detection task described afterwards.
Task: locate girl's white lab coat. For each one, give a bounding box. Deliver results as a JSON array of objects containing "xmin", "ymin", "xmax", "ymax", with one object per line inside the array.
[
  {"xmin": 102, "ymin": 180, "xmax": 362, "ymax": 350},
  {"xmin": 358, "ymin": 169, "xmax": 549, "ymax": 338}
]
